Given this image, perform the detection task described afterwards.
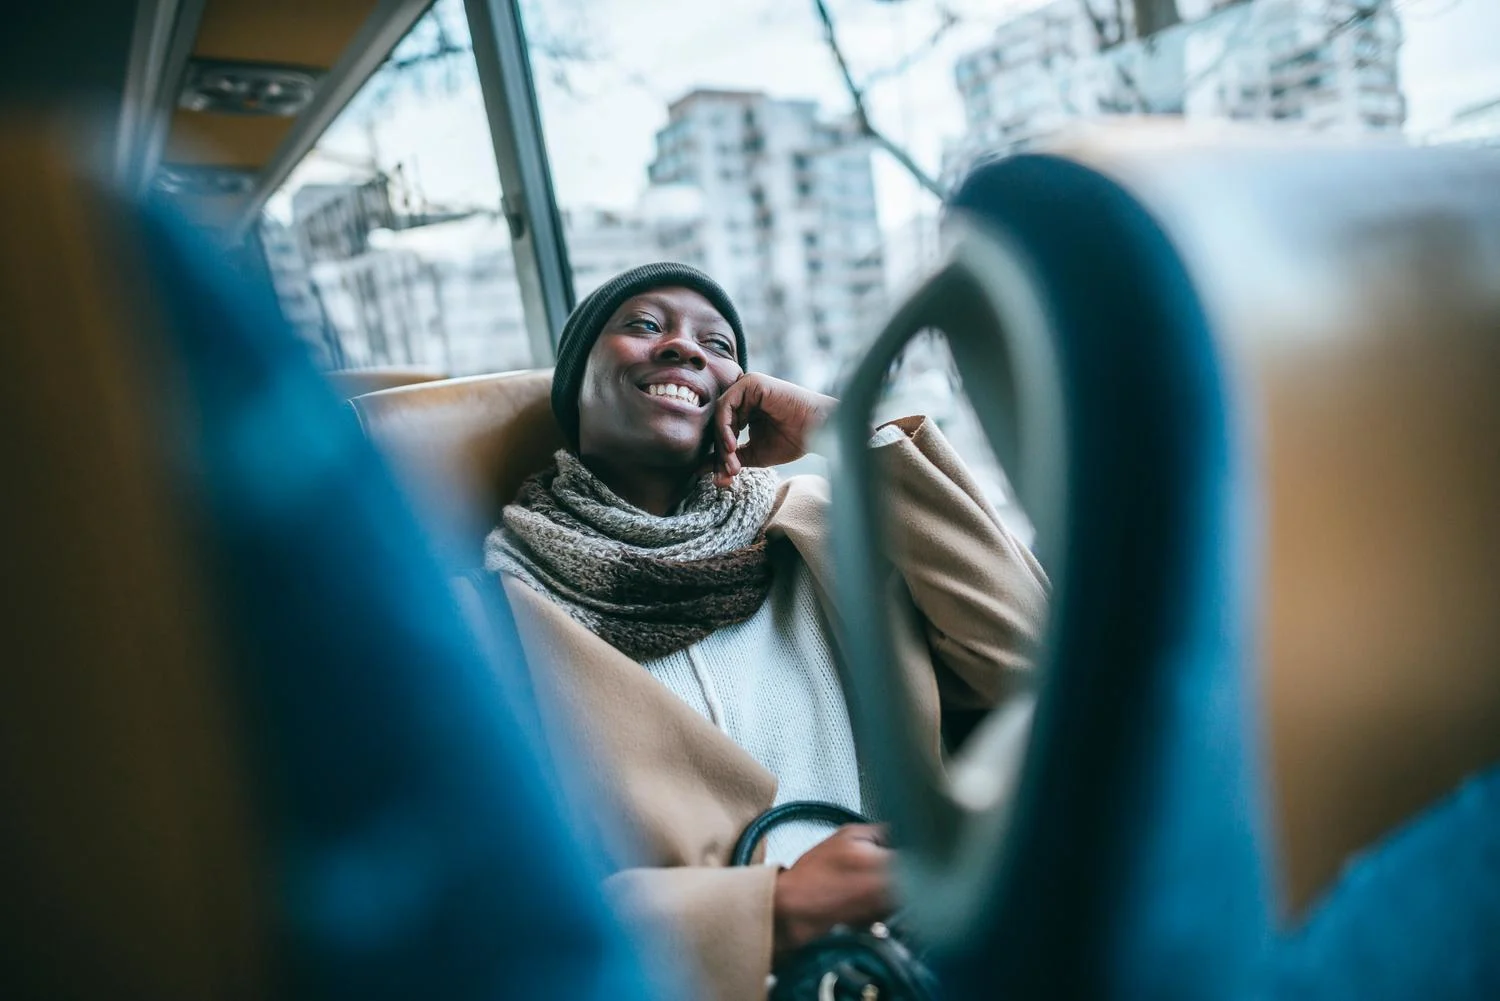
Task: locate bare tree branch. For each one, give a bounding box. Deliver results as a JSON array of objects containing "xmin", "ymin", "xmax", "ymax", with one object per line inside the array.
[
  {"xmin": 1109, "ymin": 53, "xmax": 1155, "ymax": 112},
  {"xmin": 1179, "ymin": 5, "xmax": 1255, "ymax": 97},
  {"xmin": 1132, "ymin": 0, "xmax": 1181, "ymax": 38},
  {"xmin": 811, "ymin": 0, "xmax": 946, "ymax": 198},
  {"xmin": 1083, "ymin": 0, "xmax": 1126, "ymax": 49},
  {"xmin": 386, "ymin": 35, "xmax": 468, "ymax": 75},
  {"xmin": 1080, "ymin": 0, "xmax": 1155, "ymax": 112},
  {"xmin": 860, "ymin": 5, "xmax": 961, "ymax": 88},
  {"xmin": 1324, "ymin": 0, "xmax": 1382, "ymax": 40}
]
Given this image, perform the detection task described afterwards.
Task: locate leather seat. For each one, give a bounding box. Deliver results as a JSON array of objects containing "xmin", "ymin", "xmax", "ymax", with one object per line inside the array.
[
  {"xmin": 328, "ymin": 365, "xmax": 447, "ymax": 399},
  {"xmin": 347, "ymin": 370, "xmax": 565, "ymax": 569}
]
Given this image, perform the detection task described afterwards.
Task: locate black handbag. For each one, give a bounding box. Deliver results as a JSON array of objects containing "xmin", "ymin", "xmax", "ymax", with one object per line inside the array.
[{"xmin": 732, "ymin": 801, "xmax": 939, "ymax": 1001}]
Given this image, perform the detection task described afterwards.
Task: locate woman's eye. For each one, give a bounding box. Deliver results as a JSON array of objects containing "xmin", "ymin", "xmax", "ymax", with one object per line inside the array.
[
  {"xmin": 708, "ymin": 338, "xmax": 733, "ymax": 355},
  {"xmin": 628, "ymin": 317, "xmax": 661, "ymax": 333}
]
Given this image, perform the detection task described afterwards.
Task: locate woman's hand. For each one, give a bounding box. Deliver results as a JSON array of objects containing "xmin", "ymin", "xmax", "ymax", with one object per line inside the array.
[
  {"xmin": 711, "ymin": 373, "xmax": 838, "ymax": 487},
  {"xmin": 772, "ymin": 824, "xmax": 895, "ymax": 957}
]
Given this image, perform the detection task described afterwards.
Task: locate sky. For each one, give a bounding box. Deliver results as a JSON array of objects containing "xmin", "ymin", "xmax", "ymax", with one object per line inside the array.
[{"xmin": 269, "ymin": 0, "xmax": 1500, "ymax": 235}]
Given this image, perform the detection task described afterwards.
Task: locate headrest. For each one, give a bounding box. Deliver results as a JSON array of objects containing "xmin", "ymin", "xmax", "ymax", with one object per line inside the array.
[
  {"xmin": 349, "ymin": 369, "xmax": 563, "ymax": 569},
  {"xmin": 329, "ymin": 366, "xmax": 446, "ymax": 399}
]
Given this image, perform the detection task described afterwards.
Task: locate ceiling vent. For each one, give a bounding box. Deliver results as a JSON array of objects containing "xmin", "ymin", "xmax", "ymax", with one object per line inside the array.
[
  {"xmin": 154, "ymin": 165, "xmax": 258, "ymax": 197},
  {"xmin": 179, "ymin": 59, "xmax": 323, "ymax": 117}
]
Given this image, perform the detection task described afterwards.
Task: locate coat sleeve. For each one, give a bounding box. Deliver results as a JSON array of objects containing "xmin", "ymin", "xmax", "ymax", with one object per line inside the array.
[
  {"xmin": 603, "ymin": 864, "xmax": 778, "ymax": 1001},
  {"xmin": 874, "ymin": 415, "xmax": 1051, "ymax": 711}
]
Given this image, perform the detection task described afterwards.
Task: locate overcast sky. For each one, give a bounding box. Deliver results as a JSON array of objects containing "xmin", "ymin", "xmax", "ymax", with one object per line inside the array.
[{"xmin": 273, "ymin": 0, "xmax": 1500, "ymax": 233}]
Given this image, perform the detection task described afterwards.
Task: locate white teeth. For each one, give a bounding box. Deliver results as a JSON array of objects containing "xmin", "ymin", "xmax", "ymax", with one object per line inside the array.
[{"xmin": 647, "ymin": 383, "xmax": 700, "ymax": 406}]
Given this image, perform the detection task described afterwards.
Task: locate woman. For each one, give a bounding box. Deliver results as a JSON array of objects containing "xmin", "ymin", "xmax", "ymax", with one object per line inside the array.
[{"xmin": 483, "ymin": 262, "xmax": 1049, "ymax": 1001}]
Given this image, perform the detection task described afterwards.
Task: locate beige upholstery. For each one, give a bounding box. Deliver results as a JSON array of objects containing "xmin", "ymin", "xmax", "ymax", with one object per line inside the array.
[
  {"xmin": 1, "ymin": 120, "xmax": 266, "ymax": 1000},
  {"xmin": 328, "ymin": 365, "xmax": 447, "ymax": 399},
  {"xmin": 1064, "ymin": 129, "xmax": 1500, "ymax": 913},
  {"xmin": 348, "ymin": 370, "xmax": 564, "ymax": 569}
]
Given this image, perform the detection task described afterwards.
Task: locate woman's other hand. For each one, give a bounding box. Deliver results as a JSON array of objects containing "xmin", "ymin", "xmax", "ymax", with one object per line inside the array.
[
  {"xmin": 712, "ymin": 374, "xmax": 837, "ymax": 488},
  {"xmin": 772, "ymin": 824, "xmax": 894, "ymax": 957}
]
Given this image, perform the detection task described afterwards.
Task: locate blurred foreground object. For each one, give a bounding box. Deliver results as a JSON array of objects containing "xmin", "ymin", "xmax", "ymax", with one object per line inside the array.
[
  {"xmin": 831, "ymin": 123, "xmax": 1500, "ymax": 1000},
  {"xmin": 0, "ymin": 118, "xmax": 661, "ymax": 1001}
]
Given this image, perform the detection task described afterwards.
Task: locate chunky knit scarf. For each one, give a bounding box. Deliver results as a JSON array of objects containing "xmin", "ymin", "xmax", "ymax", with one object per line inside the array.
[{"xmin": 485, "ymin": 450, "xmax": 780, "ymax": 660}]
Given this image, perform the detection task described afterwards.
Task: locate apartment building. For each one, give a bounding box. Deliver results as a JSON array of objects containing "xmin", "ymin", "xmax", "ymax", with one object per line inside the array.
[{"xmin": 949, "ymin": 0, "xmax": 1404, "ymax": 173}]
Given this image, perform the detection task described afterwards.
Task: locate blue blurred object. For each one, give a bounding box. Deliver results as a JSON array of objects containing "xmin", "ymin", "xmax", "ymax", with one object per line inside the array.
[
  {"xmin": 1268, "ymin": 764, "xmax": 1500, "ymax": 1001},
  {"xmin": 940, "ymin": 153, "xmax": 1273, "ymax": 1001},
  {"xmin": 132, "ymin": 194, "xmax": 664, "ymax": 1001}
]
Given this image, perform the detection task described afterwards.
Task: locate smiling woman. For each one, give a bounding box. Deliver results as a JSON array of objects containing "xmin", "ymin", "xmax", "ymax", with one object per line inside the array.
[
  {"xmin": 476, "ymin": 260, "xmax": 1050, "ymax": 1001},
  {"xmin": 559, "ymin": 264, "xmax": 751, "ymax": 510}
]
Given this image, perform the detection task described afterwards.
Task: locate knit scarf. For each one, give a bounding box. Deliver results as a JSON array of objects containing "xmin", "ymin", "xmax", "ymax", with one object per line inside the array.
[{"xmin": 485, "ymin": 449, "xmax": 780, "ymax": 660}]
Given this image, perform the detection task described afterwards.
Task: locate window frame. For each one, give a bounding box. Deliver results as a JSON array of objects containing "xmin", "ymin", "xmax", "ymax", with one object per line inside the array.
[{"xmin": 245, "ymin": 0, "xmax": 573, "ymax": 367}]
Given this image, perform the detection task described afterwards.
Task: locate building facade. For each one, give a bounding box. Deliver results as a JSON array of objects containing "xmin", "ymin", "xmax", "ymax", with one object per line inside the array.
[
  {"xmin": 1423, "ymin": 94, "xmax": 1500, "ymax": 149},
  {"xmin": 258, "ymin": 215, "xmax": 336, "ymax": 366},
  {"xmin": 948, "ymin": 0, "xmax": 1404, "ymax": 174},
  {"xmin": 1182, "ymin": 0, "xmax": 1404, "ymax": 131},
  {"xmin": 951, "ymin": 0, "xmax": 1133, "ymax": 165}
]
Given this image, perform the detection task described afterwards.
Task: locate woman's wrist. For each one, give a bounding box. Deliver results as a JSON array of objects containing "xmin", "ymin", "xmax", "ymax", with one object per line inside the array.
[{"xmin": 771, "ymin": 866, "xmax": 816, "ymax": 957}]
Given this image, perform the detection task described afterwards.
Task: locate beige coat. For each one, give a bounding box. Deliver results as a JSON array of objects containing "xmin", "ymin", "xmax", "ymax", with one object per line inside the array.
[{"xmin": 481, "ymin": 417, "xmax": 1049, "ymax": 1001}]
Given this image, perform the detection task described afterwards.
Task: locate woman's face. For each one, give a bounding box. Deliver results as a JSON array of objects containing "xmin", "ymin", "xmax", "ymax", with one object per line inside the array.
[{"xmin": 576, "ymin": 286, "xmax": 743, "ymax": 469}]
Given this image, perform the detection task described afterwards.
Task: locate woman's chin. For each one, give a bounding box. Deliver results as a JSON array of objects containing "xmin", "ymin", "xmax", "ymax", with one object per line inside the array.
[{"xmin": 638, "ymin": 425, "xmax": 710, "ymax": 465}]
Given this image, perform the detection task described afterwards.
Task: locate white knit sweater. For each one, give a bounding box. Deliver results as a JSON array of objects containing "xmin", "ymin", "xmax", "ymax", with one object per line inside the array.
[{"xmin": 641, "ymin": 544, "xmax": 863, "ymax": 867}]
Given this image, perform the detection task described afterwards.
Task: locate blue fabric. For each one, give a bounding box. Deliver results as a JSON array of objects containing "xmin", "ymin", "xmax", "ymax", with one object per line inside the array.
[
  {"xmin": 133, "ymin": 196, "xmax": 664, "ymax": 1001},
  {"xmin": 939, "ymin": 154, "xmax": 1273, "ymax": 1001},
  {"xmin": 935, "ymin": 153, "xmax": 1500, "ymax": 1001},
  {"xmin": 1267, "ymin": 766, "xmax": 1500, "ymax": 1001}
]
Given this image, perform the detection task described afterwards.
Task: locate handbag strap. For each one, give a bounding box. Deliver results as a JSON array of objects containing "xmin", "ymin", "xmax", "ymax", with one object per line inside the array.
[{"xmin": 731, "ymin": 800, "xmax": 869, "ymax": 867}]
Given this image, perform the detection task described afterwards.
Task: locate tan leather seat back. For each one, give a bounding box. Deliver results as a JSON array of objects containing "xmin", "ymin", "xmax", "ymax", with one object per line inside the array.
[
  {"xmin": 0, "ymin": 119, "xmax": 266, "ymax": 1001},
  {"xmin": 348, "ymin": 369, "xmax": 564, "ymax": 569},
  {"xmin": 1069, "ymin": 130, "xmax": 1500, "ymax": 913},
  {"xmin": 329, "ymin": 366, "xmax": 447, "ymax": 399}
]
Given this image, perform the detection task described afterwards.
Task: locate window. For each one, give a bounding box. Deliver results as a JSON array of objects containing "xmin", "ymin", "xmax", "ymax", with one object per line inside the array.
[
  {"xmin": 518, "ymin": 0, "xmax": 922, "ymax": 397},
  {"xmin": 510, "ymin": 0, "xmax": 1474, "ymax": 510},
  {"xmin": 261, "ymin": 0, "xmax": 532, "ymax": 376}
]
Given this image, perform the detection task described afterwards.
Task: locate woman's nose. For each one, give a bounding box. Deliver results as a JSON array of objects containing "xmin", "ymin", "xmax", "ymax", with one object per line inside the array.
[{"xmin": 654, "ymin": 334, "xmax": 707, "ymax": 369}]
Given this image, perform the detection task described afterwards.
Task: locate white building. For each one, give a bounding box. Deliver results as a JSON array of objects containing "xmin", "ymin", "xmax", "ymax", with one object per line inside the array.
[
  {"xmin": 295, "ymin": 201, "xmax": 669, "ymax": 377},
  {"xmin": 1424, "ymin": 94, "xmax": 1500, "ymax": 149},
  {"xmin": 648, "ymin": 89, "xmax": 886, "ymax": 389},
  {"xmin": 258, "ymin": 216, "xmax": 334, "ymax": 365},
  {"xmin": 951, "ymin": 0, "xmax": 1138, "ymax": 167},
  {"xmin": 1182, "ymin": 0, "xmax": 1404, "ymax": 132},
  {"xmin": 567, "ymin": 207, "xmax": 669, "ymax": 300},
  {"xmin": 949, "ymin": 0, "xmax": 1404, "ymax": 173},
  {"xmin": 308, "ymin": 247, "xmax": 451, "ymax": 371}
]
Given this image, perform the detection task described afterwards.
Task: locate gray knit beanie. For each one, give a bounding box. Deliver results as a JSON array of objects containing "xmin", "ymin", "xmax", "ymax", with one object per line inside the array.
[{"xmin": 551, "ymin": 262, "xmax": 747, "ymax": 445}]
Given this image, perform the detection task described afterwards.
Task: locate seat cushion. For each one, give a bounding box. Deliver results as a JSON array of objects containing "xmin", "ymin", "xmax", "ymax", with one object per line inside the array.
[
  {"xmin": 328, "ymin": 366, "xmax": 446, "ymax": 399},
  {"xmin": 348, "ymin": 370, "xmax": 564, "ymax": 569}
]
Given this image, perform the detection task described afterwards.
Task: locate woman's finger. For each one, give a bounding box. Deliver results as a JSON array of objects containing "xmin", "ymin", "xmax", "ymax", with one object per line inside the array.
[
  {"xmin": 841, "ymin": 823, "xmax": 891, "ymax": 849},
  {"xmin": 715, "ymin": 384, "xmax": 743, "ymax": 458}
]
